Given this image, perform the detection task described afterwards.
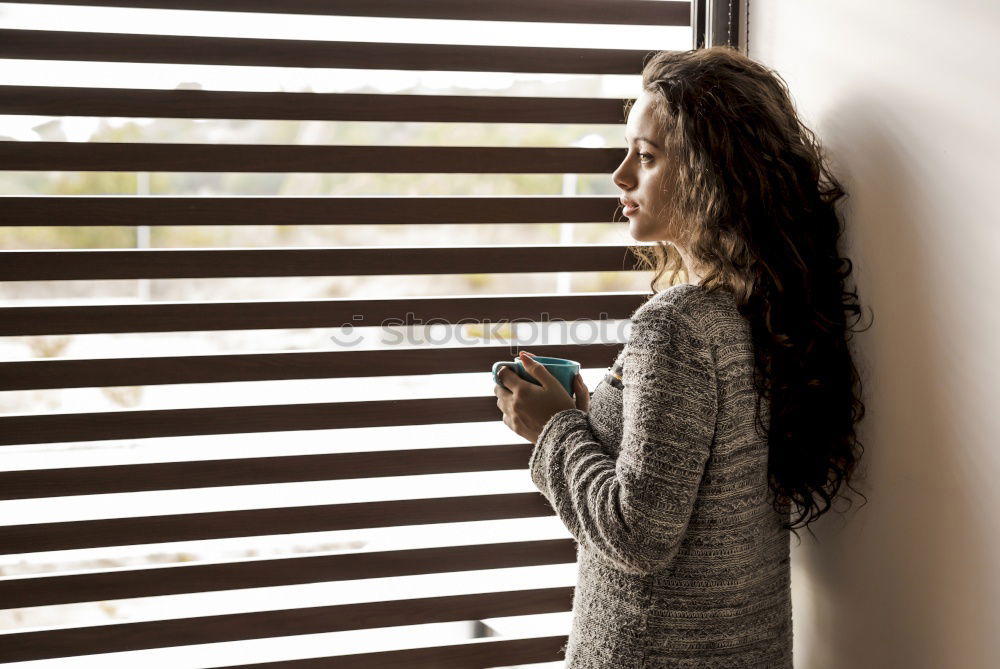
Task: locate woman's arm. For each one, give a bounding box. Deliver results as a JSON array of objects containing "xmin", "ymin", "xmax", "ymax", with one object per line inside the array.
[{"xmin": 528, "ymin": 299, "xmax": 718, "ymax": 576}]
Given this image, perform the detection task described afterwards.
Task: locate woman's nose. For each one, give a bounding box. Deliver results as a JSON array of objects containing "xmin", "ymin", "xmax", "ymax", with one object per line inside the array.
[{"xmin": 612, "ymin": 162, "xmax": 633, "ymax": 191}]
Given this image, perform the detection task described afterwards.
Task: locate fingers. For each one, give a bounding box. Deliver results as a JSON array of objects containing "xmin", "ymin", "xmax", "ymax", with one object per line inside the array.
[
  {"xmin": 574, "ymin": 373, "xmax": 590, "ymax": 411},
  {"xmin": 518, "ymin": 351, "xmax": 553, "ymax": 388},
  {"xmin": 495, "ymin": 367, "xmax": 512, "ymax": 394}
]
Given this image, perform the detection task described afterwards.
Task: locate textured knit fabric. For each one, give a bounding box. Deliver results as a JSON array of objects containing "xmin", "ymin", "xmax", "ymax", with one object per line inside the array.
[{"xmin": 530, "ymin": 283, "xmax": 792, "ymax": 668}]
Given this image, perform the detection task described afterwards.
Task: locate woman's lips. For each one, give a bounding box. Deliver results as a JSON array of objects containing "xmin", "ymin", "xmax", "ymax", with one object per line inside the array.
[{"xmin": 623, "ymin": 203, "xmax": 639, "ymax": 216}]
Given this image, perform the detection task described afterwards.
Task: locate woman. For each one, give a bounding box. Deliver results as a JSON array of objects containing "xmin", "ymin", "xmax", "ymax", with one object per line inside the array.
[{"xmin": 494, "ymin": 45, "xmax": 868, "ymax": 667}]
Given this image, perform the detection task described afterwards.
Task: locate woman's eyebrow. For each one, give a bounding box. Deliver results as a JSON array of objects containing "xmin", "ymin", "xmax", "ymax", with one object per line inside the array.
[{"xmin": 625, "ymin": 134, "xmax": 661, "ymax": 148}]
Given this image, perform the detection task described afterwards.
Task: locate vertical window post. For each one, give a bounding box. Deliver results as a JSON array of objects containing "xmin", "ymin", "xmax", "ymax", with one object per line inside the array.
[{"xmin": 692, "ymin": 0, "xmax": 743, "ymax": 51}]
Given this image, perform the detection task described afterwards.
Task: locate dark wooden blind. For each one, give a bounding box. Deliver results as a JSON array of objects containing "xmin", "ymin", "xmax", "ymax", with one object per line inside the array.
[{"xmin": 0, "ymin": 2, "xmax": 693, "ymax": 665}]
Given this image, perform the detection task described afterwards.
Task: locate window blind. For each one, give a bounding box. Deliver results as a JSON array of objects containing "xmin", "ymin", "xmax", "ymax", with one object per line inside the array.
[{"xmin": 0, "ymin": 2, "xmax": 696, "ymax": 665}]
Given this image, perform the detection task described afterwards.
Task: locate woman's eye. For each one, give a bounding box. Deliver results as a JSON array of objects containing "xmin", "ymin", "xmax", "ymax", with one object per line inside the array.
[{"xmin": 638, "ymin": 152, "xmax": 652, "ymax": 162}]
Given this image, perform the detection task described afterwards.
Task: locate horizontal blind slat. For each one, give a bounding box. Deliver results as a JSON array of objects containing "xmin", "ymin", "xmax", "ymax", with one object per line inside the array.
[
  {"xmin": 10, "ymin": 0, "xmax": 691, "ymax": 26},
  {"xmin": 211, "ymin": 636, "xmax": 570, "ymax": 669},
  {"xmin": 0, "ymin": 195, "xmax": 621, "ymax": 226},
  {"xmin": 0, "ymin": 245, "xmax": 641, "ymax": 281},
  {"xmin": 0, "ymin": 586, "xmax": 575, "ymax": 662},
  {"xmin": 0, "ymin": 539, "xmax": 576, "ymax": 608},
  {"xmin": 0, "ymin": 293, "xmax": 649, "ymax": 335},
  {"xmin": 0, "ymin": 141, "xmax": 624, "ymax": 173},
  {"xmin": 1, "ymin": 343, "xmax": 624, "ymax": 390},
  {"xmin": 0, "ymin": 444, "xmax": 539, "ymax": 498},
  {"xmin": 0, "ymin": 29, "xmax": 652, "ymax": 73},
  {"xmin": 0, "ymin": 396, "xmax": 503, "ymax": 445},
  {"xmin": 0, "ymin": 85, "xmax": 632, "ymax": 123},
  {"xmin": 0, "ymin": 492, "xmax": 554, "ymax": 553}
]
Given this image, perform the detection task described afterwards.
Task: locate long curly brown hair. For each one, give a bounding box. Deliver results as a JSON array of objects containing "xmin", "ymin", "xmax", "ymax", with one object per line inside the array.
[{"xmin": 624, "ymin": 46, "xmax": 872, "ymax": 544}]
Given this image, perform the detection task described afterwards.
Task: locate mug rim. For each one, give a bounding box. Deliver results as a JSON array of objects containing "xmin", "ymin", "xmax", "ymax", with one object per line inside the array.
[{"xmin": 516, "ymin": 356, "xmax": 579, "ymax": 366}]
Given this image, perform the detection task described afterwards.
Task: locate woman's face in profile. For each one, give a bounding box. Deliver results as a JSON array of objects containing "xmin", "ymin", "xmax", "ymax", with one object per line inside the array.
[{"xmin": 611, "ymin": 90, "xmax": 676, "ymax": 242}]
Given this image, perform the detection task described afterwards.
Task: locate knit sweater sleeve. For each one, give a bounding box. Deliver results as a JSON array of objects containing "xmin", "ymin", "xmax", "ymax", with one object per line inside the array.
[{"xmin": 528, "ymin": 299, "xmax": 718, "ymax": 576}]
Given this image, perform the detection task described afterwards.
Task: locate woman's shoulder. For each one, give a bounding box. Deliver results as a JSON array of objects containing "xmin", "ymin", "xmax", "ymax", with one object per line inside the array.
[
  {"xmin": 631, "ymin": 283, "xmax": 729, "ymax": 324},
  {"xmin": 627, "ymin": 285, "xmax": 712, "ymax": 353},
  {"xmin": 630, "ymin": 284, "xmax": 745, "ymax": 355}
]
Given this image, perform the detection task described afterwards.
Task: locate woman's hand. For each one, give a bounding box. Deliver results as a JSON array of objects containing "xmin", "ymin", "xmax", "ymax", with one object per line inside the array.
[{"xmin": 494, "ymin": 351, "xmax": 590, "ymax": 444}]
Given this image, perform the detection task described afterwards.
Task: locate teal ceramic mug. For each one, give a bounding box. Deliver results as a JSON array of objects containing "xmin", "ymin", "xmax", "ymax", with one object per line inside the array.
[{"xmin": 492, "ymin": 355, "xmax": 580, "ymax": 398}]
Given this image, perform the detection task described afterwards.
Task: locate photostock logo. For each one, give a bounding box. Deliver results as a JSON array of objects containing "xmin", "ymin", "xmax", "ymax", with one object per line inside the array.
[
  {"xmin": 329, "ymin": 312, "xmax": 629, "ymax": 354},
  {"xmin": 329, "ymin": 314, "xmax": 365, "ymax": 347}
]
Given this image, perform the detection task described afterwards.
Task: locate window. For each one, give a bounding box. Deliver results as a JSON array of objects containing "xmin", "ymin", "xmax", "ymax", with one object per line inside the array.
[{"xmin": 0, "ymin": 1, "xmax": 734, "ymax": 666}]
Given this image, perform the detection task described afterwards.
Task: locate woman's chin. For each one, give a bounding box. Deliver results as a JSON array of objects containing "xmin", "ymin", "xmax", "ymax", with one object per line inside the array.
[
  {"xmin": 628, "ymin": 222, "xmax": 651, "ymax": 242},
  {"xmin": 628, "ymin": 219, "xmax": 669, "ymax": 243}
]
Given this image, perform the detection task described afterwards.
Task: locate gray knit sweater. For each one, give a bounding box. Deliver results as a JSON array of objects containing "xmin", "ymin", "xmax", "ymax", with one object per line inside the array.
[{"xmin": 530, "ymin": 283, "xmax": 792, "ymax": 668}]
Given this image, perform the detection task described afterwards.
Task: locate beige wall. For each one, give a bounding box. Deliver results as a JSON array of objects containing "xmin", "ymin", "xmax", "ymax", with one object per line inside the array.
[{"xmin": 742, "ymin": 1, "xmax": 1000, "ymax": 668}]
